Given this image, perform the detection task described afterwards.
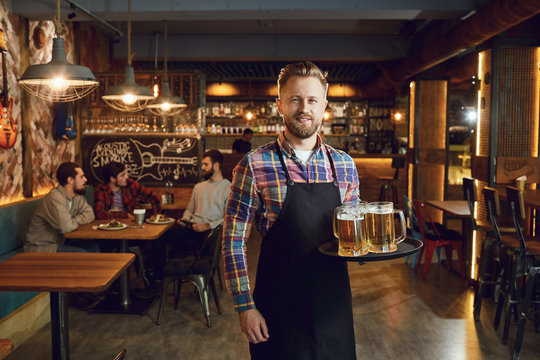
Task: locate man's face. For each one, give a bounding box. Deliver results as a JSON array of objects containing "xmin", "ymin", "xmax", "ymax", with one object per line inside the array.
[
  {"xmin": 201, "ymin": 157, "xmax": 215, "ymax": 180},
  {"xmin": 276, "ymin": 75, "xmax": 327, "ymax": 140},
  {"xmin": 73, "ymin": 168, "xmax": 87, "ymax": 195},
  {"xmin": 112, "ymin": 169, "xmax": 129, "ymax": 187}
]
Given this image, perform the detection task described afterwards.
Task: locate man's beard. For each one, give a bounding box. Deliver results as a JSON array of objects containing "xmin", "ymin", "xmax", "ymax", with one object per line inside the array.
[
  {"xmin": 283, "ymin": 112, "xmax": 321, "ymax": 139},
  {"xmin": 74, "ymin": 188, "xmax": 86, "ymax": 195},
  {"xmin": 202, "ymin": 169, "xmax": 214, "ymax": 180}
]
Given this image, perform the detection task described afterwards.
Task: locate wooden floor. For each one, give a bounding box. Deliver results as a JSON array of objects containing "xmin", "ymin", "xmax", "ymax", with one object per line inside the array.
[{"xmin": 7, "ymin": 232, "xmax": 540, "ymax": 360}]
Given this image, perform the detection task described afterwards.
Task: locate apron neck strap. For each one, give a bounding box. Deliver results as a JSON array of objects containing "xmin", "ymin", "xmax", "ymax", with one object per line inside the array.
[{"xmin": 275, "ymin": 141, "xmax": 339, "ymax": 187}]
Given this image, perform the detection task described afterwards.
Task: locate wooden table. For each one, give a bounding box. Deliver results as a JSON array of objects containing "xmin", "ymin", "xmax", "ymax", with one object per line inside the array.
[
  {"xmin": 499, "ymin": 189, "xmax": 540, "ymax": 236},
  {"xmin": 65, "ymin": 219, "xmax": 173, "ymax": 314},
  {"xmin": 0, "ymin": 252, "xmax": 134, "ymax": 360},
  {"xmin": 0, "ymin": 339, "xmax": 13, "ymax": 359}
]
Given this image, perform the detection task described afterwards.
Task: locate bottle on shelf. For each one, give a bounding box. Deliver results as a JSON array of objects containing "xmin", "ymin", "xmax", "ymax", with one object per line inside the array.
[{"xmin": 165, "ymin": 180, "xmax": 174, "ymax": 204}]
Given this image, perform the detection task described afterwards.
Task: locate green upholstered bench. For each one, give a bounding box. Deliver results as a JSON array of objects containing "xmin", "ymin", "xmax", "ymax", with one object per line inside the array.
[{"xmin": 0, "ymin": 197, "xmax": 42, "ymax": 319}]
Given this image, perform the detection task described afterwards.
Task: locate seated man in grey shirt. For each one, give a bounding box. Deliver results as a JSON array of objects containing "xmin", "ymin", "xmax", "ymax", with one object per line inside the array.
[
  {"xmin": 174, "ymin": 149, "xmax": 231, "ymax": 254},
  {"xmin": 25, "ymin": 162, "xmax": 98, "ymax": 253}
]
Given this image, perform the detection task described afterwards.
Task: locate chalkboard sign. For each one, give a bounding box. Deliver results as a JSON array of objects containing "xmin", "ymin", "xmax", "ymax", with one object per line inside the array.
[{"xmin": 82, "ymin": 136, "xmax": 199, "ymax": 185}]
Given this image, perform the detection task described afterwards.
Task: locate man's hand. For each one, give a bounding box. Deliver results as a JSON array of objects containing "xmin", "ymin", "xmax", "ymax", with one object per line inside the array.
[
  {"xmin": 239, "ymin": 309, "xmax": 269, "ymax": 344},
  {"xmin": 192, "ymin": 223, "xmax": 210, "ymax": 232}
]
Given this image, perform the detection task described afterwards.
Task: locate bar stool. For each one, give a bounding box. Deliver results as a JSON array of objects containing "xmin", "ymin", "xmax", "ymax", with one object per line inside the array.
[{"xmin": 378, "ymin": 157, "xmax": 404, "ymax": 207}]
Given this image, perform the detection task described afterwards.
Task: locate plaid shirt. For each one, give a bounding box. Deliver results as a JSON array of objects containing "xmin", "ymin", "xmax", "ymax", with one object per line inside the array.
[
  {"xmin": 93, "ymin": 179, "xmax": 161, "ymax": 219},
  {"xmin": 223, "ymin": 133, "xmax": 360, "ymax": 312}
]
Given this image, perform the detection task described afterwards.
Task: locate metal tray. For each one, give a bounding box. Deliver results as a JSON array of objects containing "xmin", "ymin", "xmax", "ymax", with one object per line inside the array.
[{"xmin": 318, "ymin": 238, "xmax": 423, "ymax": 263}]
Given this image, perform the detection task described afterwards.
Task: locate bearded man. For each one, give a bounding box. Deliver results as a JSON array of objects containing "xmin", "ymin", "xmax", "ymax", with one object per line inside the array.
[
  {"xmin": 25, "ymin": 162, "xmax": 98, "ymax": 253},
  {"xmin": 173, "ymin": 149, "xmax": 231, "ymax": 254}
]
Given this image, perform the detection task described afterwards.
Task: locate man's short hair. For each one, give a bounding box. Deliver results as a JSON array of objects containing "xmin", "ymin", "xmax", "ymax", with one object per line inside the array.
[
  {"xmin": 56, "ymin": 162, "xmax": 80, "ymax": 186},
  {"xmin": 102, "ymin": 162, "xmax": 126, "ymax": 183},
  {"xmin": 243, "ymin": 128, "xmax": 253, "ymax": 135},
  {"xmin": 277, "ymin": 61, "xmax": 328, "ymax": 98},
  {"xmin": 203, "ymin": 149, "xmax": 224, "ymax": 167}
]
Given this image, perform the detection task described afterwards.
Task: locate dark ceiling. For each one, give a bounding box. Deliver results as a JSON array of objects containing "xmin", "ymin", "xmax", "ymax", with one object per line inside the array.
[{"xmin": 12, "ymin": 0, "xmax": 539, "ymax": 91}]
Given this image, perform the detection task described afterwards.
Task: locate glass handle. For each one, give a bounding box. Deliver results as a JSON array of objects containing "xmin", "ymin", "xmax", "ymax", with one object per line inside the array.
[
  {"xmin": 333, "ymin": 212, "xmax": 339, "ymax": 239},
  {"xmin": 395, "ymin": 209, "xmax": 406, "ymax": 244}
]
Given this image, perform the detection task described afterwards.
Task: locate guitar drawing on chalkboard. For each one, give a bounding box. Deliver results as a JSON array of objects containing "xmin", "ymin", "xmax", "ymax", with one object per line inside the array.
[
  {"xmin": 0, "ymin": 28, "xmax": 16, "ymax": 149},
  {"xmin": 131, "ymin": 138, "xmax": 198, "ymax": 181}
]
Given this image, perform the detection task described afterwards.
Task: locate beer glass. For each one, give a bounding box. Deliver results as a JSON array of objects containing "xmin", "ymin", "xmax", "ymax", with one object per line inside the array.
[
  {"xmin": 365, "ymin": 202, "xmax": 406, "ymax": 253},
  {"xmin": 108, "ymin": 207, "xmax": 122, "ymax": 221},
  {"xmin": 333, "ymin": 202, "xmax": 368, "ymax": 256}
]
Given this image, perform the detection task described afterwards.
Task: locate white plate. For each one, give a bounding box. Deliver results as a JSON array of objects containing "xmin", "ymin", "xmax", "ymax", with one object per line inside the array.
[
  {"xmin": 98, "ymin": 222, "xmax": 128, "ymax": 231},
  {"xmin": 146, "ymin": 218, "xmax": 175, "ymax": 225}
]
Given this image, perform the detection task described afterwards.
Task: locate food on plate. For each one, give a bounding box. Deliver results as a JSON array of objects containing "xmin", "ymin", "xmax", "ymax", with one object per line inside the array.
[
  {"xmin": 100, "ymin": 219, "xmax": 125, "ymax": 229},
  {"xmin": 148, "ymin": 214, "xmax": 173, "ymax": 223}
]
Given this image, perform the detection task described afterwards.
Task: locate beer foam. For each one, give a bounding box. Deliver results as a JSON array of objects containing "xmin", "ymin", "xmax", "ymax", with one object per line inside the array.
[{"xmin": 337, "ymin": 213, "xmax": 361, "ymax": 221}]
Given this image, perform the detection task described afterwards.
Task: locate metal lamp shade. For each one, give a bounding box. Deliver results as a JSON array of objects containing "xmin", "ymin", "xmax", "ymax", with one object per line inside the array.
[
  {"xmin": 146, "ymin": 81, "xmax": 187, "ymax": 116},
  {"xmin": 19, "ymin": 38, "xmax": 99, "ymax": 102},
  {"xmin": 102, "ymin": 66, "xmax": 154, "ymax": 112}
]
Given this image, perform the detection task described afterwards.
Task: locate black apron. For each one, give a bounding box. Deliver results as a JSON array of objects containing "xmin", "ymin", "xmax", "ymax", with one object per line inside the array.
[{"xmin": 250, "ymin": 143, "xmax": 356, "ymax": 360}]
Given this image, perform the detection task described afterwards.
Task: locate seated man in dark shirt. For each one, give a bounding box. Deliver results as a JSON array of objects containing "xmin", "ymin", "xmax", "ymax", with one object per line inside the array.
[{"xmin": 232, "ymin": 128, "xmax": 253, "ymax": 154}]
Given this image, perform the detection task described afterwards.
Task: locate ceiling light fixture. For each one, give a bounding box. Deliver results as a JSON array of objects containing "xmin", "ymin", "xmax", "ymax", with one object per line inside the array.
[
  {"xmin": 147, "ymin": 21, "xmax": 186, "ymax": 116},
  {"xmin": 102, "ymin": 0, "xmax": 153, "ymax": 112},
  {"xmin": 18, "ymin": 0, "xmax": 98, "ymax": 102}
]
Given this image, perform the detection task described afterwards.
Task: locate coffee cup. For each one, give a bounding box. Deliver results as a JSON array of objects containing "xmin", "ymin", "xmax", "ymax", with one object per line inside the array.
[{"xmin": 133, "ymin": 209, "xmax": 146, "ymax": 224}]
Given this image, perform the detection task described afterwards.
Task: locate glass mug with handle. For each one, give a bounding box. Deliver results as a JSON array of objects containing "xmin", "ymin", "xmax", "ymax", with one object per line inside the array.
[
  {"xmin": 365, "ymin": 201, "xmax": 406, "ymax": 253},
  {"xmin": 333, "ymin": 201, "xmax": 368, "ymax": 256}
]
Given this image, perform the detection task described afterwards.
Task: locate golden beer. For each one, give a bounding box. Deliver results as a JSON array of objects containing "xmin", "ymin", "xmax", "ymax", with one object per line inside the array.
[
  {"xmin": 366, "ymin": 212, "xmax": 396, "ymax": 253},
  {"xmin": 333, "ymin": 202, "xmax": 368, "ymax": 257},
  {"xmin": 366, "ymin": 202, "xmax": 406, "ymax": 253}
]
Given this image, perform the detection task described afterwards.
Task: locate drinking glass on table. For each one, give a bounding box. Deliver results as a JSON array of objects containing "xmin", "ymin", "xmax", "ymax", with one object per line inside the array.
[
  {"xmin": 365, "ymin": 202, "xmax": 406, "ymax": 253},
  {"xmin": 108, "ymin": 207, "xmax": 122, "ymax": 221},
  {"xmin": 333, "ymin": 201, "xmax": 368, "ymax": 256}
]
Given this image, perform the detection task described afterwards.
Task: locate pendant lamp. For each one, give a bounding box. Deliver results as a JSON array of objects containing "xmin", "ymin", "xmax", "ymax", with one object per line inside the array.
[
  {"xmin": 146, "ymin": 22, "xmax": 186, "ymax": 116},
  {"xmin": 18, "ymin": 0, "xmax": 98, "ymax": 102},
  {"xmin": 102, "ymin": 0, "xmax": 153, "ymax": 112}
]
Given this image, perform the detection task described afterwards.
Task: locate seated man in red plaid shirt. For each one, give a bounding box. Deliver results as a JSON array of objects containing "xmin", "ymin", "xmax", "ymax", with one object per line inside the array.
[
  {"xmin": 93, "ymin": 162, "xmax": 161, "ymax": 220},
  {"xmin": 94, "ymin": 162, "xmax": 164, "ymax": 285}
]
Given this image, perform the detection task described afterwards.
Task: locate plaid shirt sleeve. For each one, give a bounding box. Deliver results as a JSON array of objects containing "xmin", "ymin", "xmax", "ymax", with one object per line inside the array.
[
  {"xmin": 93, "ymin": 184, "xmax": 111, "ymax": 220},
  {"xmin": 222, "ymin": 155, "xmax": 260, "ymax": 312},
  {"xmin": 125, "ymin": 179, "xmax": 162, "ymax": 215}
]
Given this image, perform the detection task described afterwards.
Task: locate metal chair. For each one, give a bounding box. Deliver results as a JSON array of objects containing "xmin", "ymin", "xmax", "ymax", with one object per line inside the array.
[
  {"xmin": 403, "ymin": 195, "xmax": 440, "ymax": 269},
  {"xmin": 156, "ymin": 224, "xmax": 223, "ymax": 327},
  {"xmin": 501, "ymin": 187, "xmax": 540, "ymax": 351},
  {"xmin": 413, "ymin": 200, "xmax": 465, "ymax": 279}
]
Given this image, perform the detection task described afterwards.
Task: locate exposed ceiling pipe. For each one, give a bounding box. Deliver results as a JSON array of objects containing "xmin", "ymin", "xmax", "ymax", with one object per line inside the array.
[{"xmin": 358, "ymin": 0, "xmax": 540, "ymax": 96}]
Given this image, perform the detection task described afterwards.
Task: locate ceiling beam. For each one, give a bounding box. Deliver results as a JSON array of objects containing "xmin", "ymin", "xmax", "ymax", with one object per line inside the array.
[{"xmin": 116, "ymin": 34, "xmax": 408, "ymax": 61}]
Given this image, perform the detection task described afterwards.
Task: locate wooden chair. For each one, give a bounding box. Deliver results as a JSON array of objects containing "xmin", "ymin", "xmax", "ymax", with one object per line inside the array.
[
  {"xmin": 156, "ymin": 225, "xmax": 223, "ymax": 327},
  {"xmin": 413, "ymin": 200, "xmax": 465, "ymax": 279}
]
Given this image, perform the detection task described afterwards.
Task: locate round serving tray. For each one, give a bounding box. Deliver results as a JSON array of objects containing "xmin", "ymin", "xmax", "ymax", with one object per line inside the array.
[{"xmin": 318, "ymin": 237, "xmax": 423, "ymax": 263}]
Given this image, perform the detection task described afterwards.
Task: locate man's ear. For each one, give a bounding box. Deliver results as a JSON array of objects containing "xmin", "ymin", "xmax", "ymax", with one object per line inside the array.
[{"xmin": 276, "ymin": 97, "xmax": 283, "ymax": 116}]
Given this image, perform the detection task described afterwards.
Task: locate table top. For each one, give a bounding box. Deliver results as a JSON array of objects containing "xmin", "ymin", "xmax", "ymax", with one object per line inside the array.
[
  {"xmin": 64, "ymin": 219, "xmax": 174, "ymax": 240},
  {"xmin": 0, "ymin": 252, "xmax": 135, "ymax": 293},
  {"xmin": 426, "ymin": 200, "xmax": 470, "ymax": 217},
  {"xmin": 499, "ymin": 189, "xmax": 540, "ymax": 209}
]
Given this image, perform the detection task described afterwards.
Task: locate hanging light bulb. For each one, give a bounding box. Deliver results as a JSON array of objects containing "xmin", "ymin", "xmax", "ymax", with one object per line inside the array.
[
  {"xmin": 101, "ymin": 0, "xmax": 153, "ymax": 112},
  {"xmin": 147, "ymin": 21, "xmax": 186, "ymax": 116},
  {"xmin": 18, "ymin": 0, "xmax": 98, "ymax": 102}
]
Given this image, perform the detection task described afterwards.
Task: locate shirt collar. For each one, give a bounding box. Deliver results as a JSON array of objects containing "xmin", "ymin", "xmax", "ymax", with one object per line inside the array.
[
  {"xmin": 56, "ymin": 185, "xmax": 73, "ymax": 200},
  {"xmin": 277, "ymin": 131, "xmax": 325, "ymax": 160}
]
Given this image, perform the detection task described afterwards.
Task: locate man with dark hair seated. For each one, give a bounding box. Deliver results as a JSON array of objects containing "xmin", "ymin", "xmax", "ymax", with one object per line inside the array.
[
  {"xmin": 173, "ymin": 149, "xmax": 231, "ymax": 255},
  {"xmin": 25, "ymin": 162, "xmax": 98, "ymax": 253},
  {"xmin": 93, "ymin": 161, "xmax": 161, "ymax": 220}
]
